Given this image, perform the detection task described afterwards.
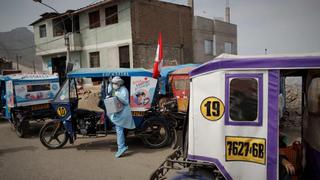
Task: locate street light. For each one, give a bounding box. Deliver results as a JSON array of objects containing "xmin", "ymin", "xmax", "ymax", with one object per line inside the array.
[{"xmin": 33, "ymin": 0, "xmax": 71, "ymax": 74}]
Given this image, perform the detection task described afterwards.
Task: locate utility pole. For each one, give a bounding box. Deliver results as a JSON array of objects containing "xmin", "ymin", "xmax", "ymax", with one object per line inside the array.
[
  {"xmin": 33, "ymin": 0, "xmax": 71, "ymax": 73},
  {"xmin": 16, "ymin": 55, "xmax": 20, "ymax": 70},
  {"xmin": 33, "ymin": 58, "xmax": 36, "ymax": 73},
  {"xmin": 65, "ymin": 33, "xmax": 70, "ymax": 71}
]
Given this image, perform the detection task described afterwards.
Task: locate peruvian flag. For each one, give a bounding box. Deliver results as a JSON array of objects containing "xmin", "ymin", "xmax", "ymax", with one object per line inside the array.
[{"xmin": 152, "ymin": 32, "xmax": 163, "ymax": 79}]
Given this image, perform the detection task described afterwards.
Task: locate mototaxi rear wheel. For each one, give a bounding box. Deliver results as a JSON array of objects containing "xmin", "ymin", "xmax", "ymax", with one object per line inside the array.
[
  {"xmin": 12, "ymin": 111, "xmax": 29, "ymax": 138},
  {"xmin": 141, "ymin": 117, "xmax": 171, "ymax": 149}
]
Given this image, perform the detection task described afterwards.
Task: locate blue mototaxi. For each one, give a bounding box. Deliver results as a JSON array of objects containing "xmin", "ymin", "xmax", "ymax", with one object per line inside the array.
[
  {"xmin": 0, "ymin": 74, "xmax": 60, "ymax": 137},
  {"xmin": 39, "ymin": 68, "xmax": 174, "ymax": 149}
]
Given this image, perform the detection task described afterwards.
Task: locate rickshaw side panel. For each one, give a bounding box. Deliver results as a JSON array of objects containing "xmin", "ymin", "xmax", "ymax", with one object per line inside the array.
[
  {"xmin": 13, "ymin": 79, "xmax": 60, "ymax": 107},
  {"xmin": 2, "ymin": 75, "xmax": 60, "ymax": 121},
  {"xmin": 130, "ymin": 76, "xmax": 157, "ymax": 112},
  {"xmin": 4, "ymin": 80, "xmax": 14, "ymax": 119},
  {"xmin": 188, "ymin": 70, "xmax": 277, "ymax": 180}
]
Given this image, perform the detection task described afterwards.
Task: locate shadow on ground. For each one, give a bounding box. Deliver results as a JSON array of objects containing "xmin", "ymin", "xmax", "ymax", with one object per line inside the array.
[
  {"xmin": 0, "ymin": 119, "xmax": 9, "ymax": 124},
  {"xmin": 0, "ymin": 146, "xmax": 38, "ymax": 156},
  {"xmin": 70, "ymin": 136, "xmax": 169, "ymax": 156}
]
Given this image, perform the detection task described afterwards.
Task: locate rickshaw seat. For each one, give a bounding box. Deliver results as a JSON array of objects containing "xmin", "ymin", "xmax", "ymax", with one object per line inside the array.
[{"xmin": 279, "ymin": 141, "xmax": 303, "ymax": 180}]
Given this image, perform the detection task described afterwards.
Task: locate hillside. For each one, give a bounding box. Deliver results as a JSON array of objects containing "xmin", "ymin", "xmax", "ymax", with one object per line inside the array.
[{"xmin": 0, "ymin": 27, "xmax": 42, "ymax": 72}]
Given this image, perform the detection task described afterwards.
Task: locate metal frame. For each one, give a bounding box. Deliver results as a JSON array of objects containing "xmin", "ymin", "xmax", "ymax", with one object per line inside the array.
[{"xmin": 150, "ymin": 147, "xmax": 221, "ymax": 180}]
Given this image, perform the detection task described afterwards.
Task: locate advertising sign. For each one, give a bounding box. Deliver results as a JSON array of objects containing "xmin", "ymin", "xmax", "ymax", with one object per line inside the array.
[
  {"xmin": 5, "ymin": 80, "xmax": 14, "ymax": 108},
  {"xmin": 130, "ymin": 77, "xmax": 157, "ymax": 111},
  {"xmin": 14, "ymin": 80, "xmax": 60, "ymax": 106}
]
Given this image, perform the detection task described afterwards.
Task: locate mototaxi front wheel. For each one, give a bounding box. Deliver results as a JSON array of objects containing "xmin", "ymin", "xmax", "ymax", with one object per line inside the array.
[{"xmin": 39, "ymin": 120, "xmax": 69, "ymax": 149}]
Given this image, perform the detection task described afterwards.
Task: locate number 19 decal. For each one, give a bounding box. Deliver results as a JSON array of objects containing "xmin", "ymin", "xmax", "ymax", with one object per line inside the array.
[{"xmin": 200, "ymin": 96, "xmax": 225, "ymax": 121}]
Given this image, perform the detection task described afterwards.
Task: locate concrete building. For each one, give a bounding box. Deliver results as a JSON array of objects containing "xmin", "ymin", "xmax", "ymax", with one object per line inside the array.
[
  {"xmin": 31, "ymin": 0, "xmax": 237, "ymax": 75},
  {"xmin": 192, "ymin": 16, "xmax": 237, "ymax": 63},
  {"xmin": 31, "ymin": 0, "xmax": 193, "ymax": 76}
]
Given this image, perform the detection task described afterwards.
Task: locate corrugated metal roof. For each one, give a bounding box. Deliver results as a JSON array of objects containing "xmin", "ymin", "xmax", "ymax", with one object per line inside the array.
[{"xmin": 30, "ymin": 0, "xmax": 115, "ymax": 26}]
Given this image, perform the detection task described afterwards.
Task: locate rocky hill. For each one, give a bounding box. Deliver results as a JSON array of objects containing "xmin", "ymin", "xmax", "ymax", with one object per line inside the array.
[{"xmin": 0, "ymin": 27, "xmax": 42, "ymax": 72}]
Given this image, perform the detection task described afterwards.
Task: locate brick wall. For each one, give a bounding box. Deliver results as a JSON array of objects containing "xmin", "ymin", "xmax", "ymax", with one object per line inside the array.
[{"xmin": 131, "ymin": 0, "xmax": 193, "ymax": 68}]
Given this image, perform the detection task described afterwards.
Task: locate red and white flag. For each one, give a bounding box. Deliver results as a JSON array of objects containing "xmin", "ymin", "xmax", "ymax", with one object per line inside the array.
[{"xmin": 152, "ymin": 32, "xmax": 163, "ymax": 79}]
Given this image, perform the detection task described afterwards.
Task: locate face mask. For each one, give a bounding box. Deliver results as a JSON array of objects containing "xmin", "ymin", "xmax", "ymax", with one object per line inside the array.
[{"xmin": 112, "ymin": 84, "xmax": 120, "ymax": 90}]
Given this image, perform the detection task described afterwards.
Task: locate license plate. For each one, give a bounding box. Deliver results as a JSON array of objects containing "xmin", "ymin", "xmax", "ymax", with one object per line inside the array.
[
  {"xmin": 132, "ymin": 111, "xmax": 145, "ymax": 117},
  {"xmin": 31, "ymin": 104, "xmax": 50, "ymax": 111},
  {"xmin": 225, "ymin": 136, "xmax": 266, "ymax": 164}
]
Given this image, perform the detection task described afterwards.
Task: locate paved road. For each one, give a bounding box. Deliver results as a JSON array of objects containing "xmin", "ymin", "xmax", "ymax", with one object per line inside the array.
[{"xmin": 0, "ymin": 121, "xmax": 173, "ymax": 180}]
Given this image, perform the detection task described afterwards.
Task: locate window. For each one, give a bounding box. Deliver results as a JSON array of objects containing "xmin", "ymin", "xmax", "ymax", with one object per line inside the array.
[
  {"xmin": 224, "ymin": 42, "xmax": 233, "ymax": 54},
  {"xmin": 53, "ymin": 19, "xmax": 64, "ymax": 36},
  {"xmin": 53, "ymin": 17, "xmax": 72, "ymax": 36},
  {"xmin": 229, "ymin": 78, "xmax": 258, "ymax": 121},
  {"xmin": 39, "ymin": 24, "xmax": 47, "ymax": 38},
  {"xmin": 69, "ymin": 79, "xmax": 77, "ymax": 100},
  {"xmin": 73, "ymin": 15, "xmax": 80, "ymax": 33},
  {"xmin": 174, "ymin": 79, "xmax": 190, "ymax": 90},
  {"xmin": 54, "ymin": 79, "xmax": 69, "ymax": 102},
  {"xmin": 27, "ymin": 84, "xmax": 50, "ymax": 92},
  {"xmin": 225, "ymin": 74, "xmax": 263, "ymax": 126},
  {"xmin": 204, "ymin": 40, "xmax": 213, "ymax": 55},
  {"xmin": 119, "ymin": 45, "xmax": 130, "ymax": 68},
  {"xmin": 90, "ymin": 52, "xmax": 100, "ymax": 68},
  {"xmin": 105, "ymin": 5, "xmax": 118, "ymax": 25},
  {"xmin": 89, "ymin": 10, "xmax": 100, "ymax": 29},
  {"xmin": 308, "ymin": 77, "xmax": 320, "ymax": 114}
]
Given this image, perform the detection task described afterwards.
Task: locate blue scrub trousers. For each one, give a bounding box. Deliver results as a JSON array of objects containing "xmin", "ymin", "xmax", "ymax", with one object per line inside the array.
[{"xmin": 115, "ymin": 125, "xmax": 125, "ymax": 150}]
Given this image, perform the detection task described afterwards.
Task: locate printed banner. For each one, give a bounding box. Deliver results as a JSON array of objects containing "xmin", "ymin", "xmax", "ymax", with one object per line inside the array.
[
  {"xmin": 5, "ymin": 81, "xmax": 14, "ymax": 108},
  {"xmin": 130, "ymin": 77, "xmax": 157, "ymax": 111},
  {"xmin": 14, "ymin": 81, "xmax": 60, "ymax": 106}
]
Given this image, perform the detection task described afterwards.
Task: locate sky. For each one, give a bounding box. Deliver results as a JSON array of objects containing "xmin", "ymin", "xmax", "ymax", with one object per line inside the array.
[{"xmin": 0, "ymin": 0, "xmax": 320, "ymax": 55}]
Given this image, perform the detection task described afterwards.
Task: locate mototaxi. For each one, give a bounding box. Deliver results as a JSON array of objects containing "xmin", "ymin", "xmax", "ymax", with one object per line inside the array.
[
  {"xmin": 151, "ymin": 54, "xmax": 320, "ymax": 180},
  {"xmin": 0, "ymin": 74, "xmax": 59, "ymax": 137},
  {"xmin": 39, "ymin": 68, "xmax": 173, "ymax": 149}
]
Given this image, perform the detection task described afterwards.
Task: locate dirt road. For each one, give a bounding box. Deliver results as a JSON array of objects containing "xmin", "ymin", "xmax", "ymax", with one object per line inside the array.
[{"xmin": 0, "ymin": 121, "xmax": 172, "ymax": 180}]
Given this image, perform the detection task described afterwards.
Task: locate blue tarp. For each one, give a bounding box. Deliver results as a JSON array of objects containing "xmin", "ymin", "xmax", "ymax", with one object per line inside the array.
[
  {"xmin": 159, "ymin": 64, "xmax": 199, "ymax": 95},
  {"xmin": 67, "ymin": 68, "xmax": 153, "ymax": 78}
]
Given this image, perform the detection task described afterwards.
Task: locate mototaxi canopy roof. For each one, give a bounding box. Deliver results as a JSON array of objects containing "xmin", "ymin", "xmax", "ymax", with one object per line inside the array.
[
  {"xmin": 67, "ymin": 68, "xmax": 153, "ymax": 78},
  {"xmin": 190, "ymin": 54, "xmax": 320, "ymax": 77},
  {"xmin": 0, "ymin": 73, "xmax": 58, "ymax": 82},
  {"xmin": 158, "ymin": 64, "xmax": 199, "ymax": 95},
  {"xmin": 171, "ymin": 66, "xmax": 197, "ymax": 75}
]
